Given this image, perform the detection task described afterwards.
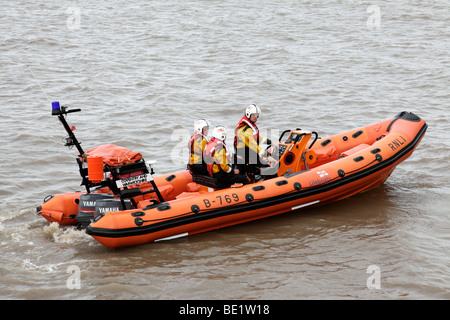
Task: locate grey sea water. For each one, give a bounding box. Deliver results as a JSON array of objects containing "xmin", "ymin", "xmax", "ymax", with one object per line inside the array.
[{"xmin": 0, "ymin": 0, "xmax": 449, "ymax": 299}]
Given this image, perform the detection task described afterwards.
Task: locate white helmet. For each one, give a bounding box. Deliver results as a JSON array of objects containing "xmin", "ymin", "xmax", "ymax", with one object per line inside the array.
[
  {"xmin": 212, "ymin": 126, "xmax": 227, "ymax": 141},
  {"xmin": 194, "ymin": 119, "xmax": 209, "ymax": 133},
  {"xmin": 245, "ymin": 104, "xmax": 261, "ymax": 118}
]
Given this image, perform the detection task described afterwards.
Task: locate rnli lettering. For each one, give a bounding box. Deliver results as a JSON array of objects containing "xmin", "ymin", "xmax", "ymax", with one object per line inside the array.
[
  {"xmin": 388, "ymin": 135, "xmax": 406, "ymax": 151},
  {"xmin": 203, "ymin": 193, "xmax": 239, "ymax": 208}
]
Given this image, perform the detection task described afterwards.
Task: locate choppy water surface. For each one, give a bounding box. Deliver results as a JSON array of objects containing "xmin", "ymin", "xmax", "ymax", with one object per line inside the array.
[{"xmin": 0, "ymin": 0, "xmax": 449, "ymax": 299}]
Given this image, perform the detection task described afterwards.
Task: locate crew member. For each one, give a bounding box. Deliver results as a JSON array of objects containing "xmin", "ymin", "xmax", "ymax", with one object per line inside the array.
[
  {"xmin": 187, "ymin": 119, "xmax": 209, "ymax": 175},
  {"xmin": 204, "ymin": 126, "xmax": 248, "ymax": 188},
  {"xmin": 234, "ymin": 104, "xmax": 277, "ymax": 181}
]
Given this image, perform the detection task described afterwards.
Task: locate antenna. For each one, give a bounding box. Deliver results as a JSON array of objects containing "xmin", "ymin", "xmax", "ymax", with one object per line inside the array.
[{"xmin": 25, "ymin": 64, "xmax": 52, "ymax": 103}]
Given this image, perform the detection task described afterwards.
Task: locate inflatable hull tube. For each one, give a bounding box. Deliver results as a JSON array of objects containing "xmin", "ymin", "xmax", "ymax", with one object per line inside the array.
[{"xmin": 85, "ymin": 112, "xmax": 427, "ymax": 247}]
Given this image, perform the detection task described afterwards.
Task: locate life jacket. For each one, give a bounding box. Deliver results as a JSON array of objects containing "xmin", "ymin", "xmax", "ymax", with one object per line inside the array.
[
  {"xmin": 234, "ymin": 116, "xmax": 260, "ymax": 148},
  {"xmin": 204, "ymin": 138, "xmax": 231, "ymax": 176},
  {"xmin": 234, "ymin": 116, "xmax": 261, "ymax": 164},
  {"xmin": 188, "ymin": 132, "xmax": 208, "ymax": 165}
]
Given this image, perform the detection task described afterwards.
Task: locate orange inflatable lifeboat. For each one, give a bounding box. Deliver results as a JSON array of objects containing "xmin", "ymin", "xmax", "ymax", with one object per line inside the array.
[{"xmin": 37, "ymin": 104, "xmax": 427, "ymax": 248}]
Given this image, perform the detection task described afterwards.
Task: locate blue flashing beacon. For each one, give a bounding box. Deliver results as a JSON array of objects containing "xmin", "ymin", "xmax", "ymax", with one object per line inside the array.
[{"xmin": 52, "ymin": 101, "xmax": 60, "ymax": 115}]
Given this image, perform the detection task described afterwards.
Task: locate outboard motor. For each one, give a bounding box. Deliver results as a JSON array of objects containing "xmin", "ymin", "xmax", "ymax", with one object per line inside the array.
[
  {"xmin": 76, "ymin": 193, "xmax": 114, "ymax": 228},
  {"xmin": 93, "ymin": 198, "xmax": 131, "ymax": 220}
]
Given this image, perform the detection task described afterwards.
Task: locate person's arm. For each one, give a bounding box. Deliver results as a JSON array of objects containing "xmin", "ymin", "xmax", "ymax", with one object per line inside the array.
[
  {"xmin": 213, "ymin": 146, "xmax": 232, "ymax": 173},
  {"xmin": 240, "ymin": 128, "xmax": 265, "ymax": 157},
  {"xmin": 259, "ymin": 135, "xmax": 271, "ymax": 145}
]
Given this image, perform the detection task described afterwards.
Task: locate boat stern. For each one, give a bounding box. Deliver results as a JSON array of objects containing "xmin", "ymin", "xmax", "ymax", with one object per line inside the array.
[{"xmin": 36, "ymin": 192, "xmax": 83, "ymax": 225}]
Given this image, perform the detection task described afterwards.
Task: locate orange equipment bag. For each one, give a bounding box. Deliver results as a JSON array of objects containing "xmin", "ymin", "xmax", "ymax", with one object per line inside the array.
[{"xmin": 86, "ymin": 144, "xmax": 143, "ymax": 167}]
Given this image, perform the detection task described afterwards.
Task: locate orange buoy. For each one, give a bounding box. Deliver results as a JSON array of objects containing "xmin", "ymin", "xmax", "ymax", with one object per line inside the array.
[{"xmin": 87, "ymin": 155, "xmax": 104, "ymax": 182}]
